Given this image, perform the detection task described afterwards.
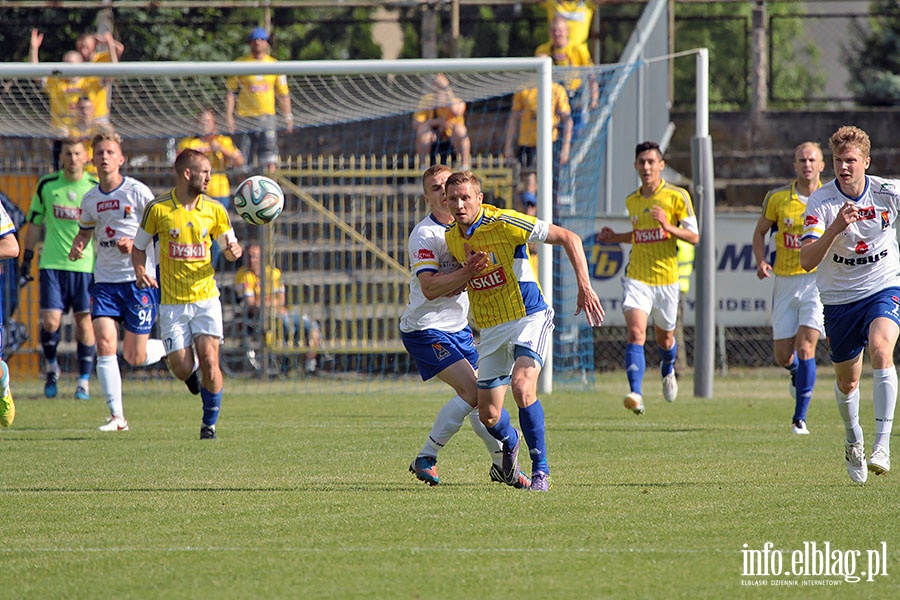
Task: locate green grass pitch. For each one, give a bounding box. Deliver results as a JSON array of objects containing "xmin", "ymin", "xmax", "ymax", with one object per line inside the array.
[{"xmin": 1, "ymin": 368, "xmax": 897, "ymax": 599}]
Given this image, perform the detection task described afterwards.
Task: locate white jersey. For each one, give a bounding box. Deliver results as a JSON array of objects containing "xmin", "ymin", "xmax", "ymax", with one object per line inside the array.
[
  {"xmin": 802, "ymin": 175, "xmax": 900, "ymax": 305},
  {"xmin": 399, "ymin": 214, "xmax": 470, "ymax": 333},
  {"xmin": 79, "ymin": 176, "xmax": 157, "ymax": 283}
]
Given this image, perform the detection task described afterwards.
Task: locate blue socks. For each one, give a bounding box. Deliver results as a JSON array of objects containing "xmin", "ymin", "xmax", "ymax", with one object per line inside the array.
[
  {"xmin": 625, "ymin": 343, "xmax": 645, "ymax": 395},
  {"xmin": 200, "ymin": 387, "xmax": 222, "ymax": 427},
  {"xmin": 519, "ymin": 400, "xmax": 548, "ymax": 474},
  {"xmin": 794, "ymin": 357, "xmax": 816, "ymax": 423},
  {"xmin": 659, "ymin": 343, "xmax": 677, "ymax": 378},
  {"xmin": 41, "ymin": 329, "xmax": 59, "ymax": 363},
  {"xmin": 77, "ymin": 342, "xmax": 96, "ymax": 379},
  {"xmin": 486, "ymin": 407, "xmax": 518, "ymax": 451}
]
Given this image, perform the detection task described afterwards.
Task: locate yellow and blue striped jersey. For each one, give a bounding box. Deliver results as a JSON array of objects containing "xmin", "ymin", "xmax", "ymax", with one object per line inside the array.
[
  {"xmin": 624, "ymin": 180, "xmax": 696, "ymax": 286},
  {"xmin": 762, "ymin": 181, "xmax": 818, "ymax": 276},
  {"xmin": 139, "ymin": 190, "xmax": 232, "ymax": 305},
  {"xmin": 445, "ymin": 204, "xmax": 547, "ymax": 329}
]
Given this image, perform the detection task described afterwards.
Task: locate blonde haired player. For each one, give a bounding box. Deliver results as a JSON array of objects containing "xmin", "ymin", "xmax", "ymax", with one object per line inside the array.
[
  {"xmin": 444, "ymin": 171, "xmax": 604, "ymax": 492},
  {"xmin": 752, "ymin": 142, "xmax": 825, "ymax": 435},
  {"xmin": 132, "ymin": 149, "xmax": 243, "ymax": 440},
  {"xmin": 69, "ymin": 132, "xmax": 168, "ymax": 432},
  {"xmin": 800, "ymin": 125, "xmax": 900, "ymax": 483},
  {"xmin": 598, "ymin": 141, "xmax": 699, "ymax": 415}
]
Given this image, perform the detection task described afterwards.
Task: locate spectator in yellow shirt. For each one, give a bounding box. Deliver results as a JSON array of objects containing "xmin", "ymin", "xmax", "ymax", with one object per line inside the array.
[
  {"xmin": 412, "ymin": 74, "xmax": 472, "ymax": 169},
  {"xmin": 224, "ymin": 27, "xmax": 293, "ymax": 174},
  {"xmin": 177, "ymin": 108, "xmax": 245, "ymax": 208},
  {"xmin": 539, "ymin": 0, "xmax": 597, "ymax": 57}
]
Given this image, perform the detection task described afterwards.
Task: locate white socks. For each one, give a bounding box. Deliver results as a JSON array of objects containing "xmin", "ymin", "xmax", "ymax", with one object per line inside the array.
[
  {"xmin": 97, "ymin": 355, "xmax": 123, "ymax": 419},
  {"xmin": 140, "ymin": 339, "xmax": 167, "ymax": 367},
  {"xmin": 420, "ymin": 395, "xmax": 472, "ymax": 458},
  {"xmin": 834, "ymin": 381, "xmax": 863, "ymax": 445},
  {"xmin": 872, "ymin": 368, "xmax": 896, "ymax": 452}
]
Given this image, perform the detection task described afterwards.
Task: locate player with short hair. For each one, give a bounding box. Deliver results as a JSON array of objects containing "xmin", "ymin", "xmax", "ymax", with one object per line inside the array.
[
  {"xmin": 69, "ymin": 132, "xmax": 168, "ymax": 432},
  {"xmin": 752, "ymin": 142, "xmax": 826, "ymax": 435},
  {"xmin": 800, "ymin": 125, "xmax": 900, "ymax": 483},
  {"xmin": 224, "ymin": 27, "xmax": 292, "ymax": 174},
  {"xmin": 404, "ymin": 165, "xmax": 530, "ymax": 489},
  {"xmin": 20, "ymin": 139, "xmax": 98, "ymax": 400},
  {"xmin": 0, "ymin": 202, "xmax": 20, "ymax": 428},
  {"xmin": 132, "ymin": 149, "xmax": 243, "ymax": 440},
  {"xmin": 444, "ymin": 171, "xmax": 604, "ymax": 492},
  {"xmin": 598, "ymin": 141, "xmax": 699, "ymax": 415}
]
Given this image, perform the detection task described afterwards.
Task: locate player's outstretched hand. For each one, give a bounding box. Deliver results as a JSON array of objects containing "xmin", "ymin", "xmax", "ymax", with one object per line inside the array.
[{"xmin": 576, "ymin": 287, "xmax": 605, "ymax": 328}]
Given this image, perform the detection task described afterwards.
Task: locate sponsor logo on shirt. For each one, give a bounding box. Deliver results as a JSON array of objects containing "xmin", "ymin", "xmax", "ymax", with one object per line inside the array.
[
  {"xmin": 470, "ymin": 267, "xmax": 507, "ymax": 291},
  {"xmin": 855, "ymin": 241, "xmax": 869, "ymax": 255},
  {"xmin": 169, "ymin": 228, "xmax": 180, "ymax": 238},
  {"xmin": 169, "ymin": 243, "xmax": 206, "ymax": 259},
  {"xmin": 832, "ymin": 249, "xmax": 888, "ymax": 266},
  {"xmin": 633, "ymin": 227, "xmax": 669, "ymax": 243},
  {"xmin": 415, "ymin": 249, "xmax": 436, "ymax": 261},
  {"xmin": 782, "ymin": 232, "xmax": 801, "ymax": 249},
  {"xmin": 881, "ymin": 211, "xmax": 890, "ymax": 230},
  {"xmin": 97, "ymin": 199, "xmax": 120, "ymax": 212},
  {"xmin": 805, "ymin": 215, "xmax": 819, "ymax": 226},
  {"xmin": 105, "ymin": 226, "xmax": 115, "ymax": 238},
  {"xmin": 53, "ymin": 204, "xmax": 81, "ymax": 220},
  {"xmin": 858, "ymin": 206, "xmax": 876, "ymax": 220}
]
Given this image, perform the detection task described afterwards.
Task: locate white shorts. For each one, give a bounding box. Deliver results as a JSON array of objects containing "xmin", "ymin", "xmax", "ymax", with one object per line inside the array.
[
  {"xmin": 159, "ymin": 297, "xmax": 224, "ymax": 353},
  {"xmin": 477, "ymin": 308, "xmax": 555, "ymax": 384},
  {"xmin": 621, "ymin": 277, "xmax": 680, "ymax": 332},
  {"xmin": 771, "ymin": 272, "xmax": 824, "ymax": 340}
]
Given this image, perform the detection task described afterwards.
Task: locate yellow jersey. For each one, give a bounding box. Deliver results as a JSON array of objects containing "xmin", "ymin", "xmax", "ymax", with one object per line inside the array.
[
  {"xmin": 543, "ymin": 1, "xmax": 597, "ymax": 49},
  {"xmin": 225, "ymin": 55, "xmax": 290, "ymax": 117},
  {"xmin": 762, "ymin": 181, "xmax": 819, "ymax": 277},
  {"xmin": 534, "ymin": 40, "xmax": 592, "ymax": 93},
  {"xmin": 624, "ymin": 180, "xmax": 696, "ymax": 286},
  {"xmin": 139, "ymin": 190, "xmax": 233, "ymax": 305},
  {"xmin": 413, "ymin": 94, "xmax": 465, "ymax": 140},
  {"xmin": 445, "ymin": 204, "xmax": 547, "ymax": 329},
  {"xmin": 512, "ymin": 83, "xmax": 571, "ymax": 147},
  {"xmin": 235, "ymin": 265, "xmax": 284, "ymax": 305},
  {"xmin": 176, "ymin": 135, "xmax": 240, "ymax": 198},
  {"xmin": 43, "ymin": 77, "xmax": 105, "ymax": 133}
]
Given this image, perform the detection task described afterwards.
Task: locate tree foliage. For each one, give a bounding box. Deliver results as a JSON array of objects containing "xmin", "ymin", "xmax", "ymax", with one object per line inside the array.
[{"xmin": 847, "ymin": 0, "xmax": 900, "ymax": 106}]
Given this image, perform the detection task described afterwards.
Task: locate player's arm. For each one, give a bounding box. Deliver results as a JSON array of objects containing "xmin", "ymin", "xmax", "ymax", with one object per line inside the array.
[
  {"xmin": 418, "ymin": 250, "xmax": 488, "ymax": 300},
  {"xmin": 220, "ymin": 230, "xmax": 242, "ymax": 263},
  {"xmin": 558, "ymin": 109, "xmax": 572, "ymax": 166},
  {"xmin": 132, "ymin": 227, "xmax": 158, "ymax": 289},
  {"xmin": 597, "ymin": 226, "xmax": 631, "ymax": 244},
  {"xmin": 224, "ymin": 91, "xmax": 236, "ymax": 133},
  {"xmin": 752, "ymin": 214, "xmax": 775, "ymax": 279},
  {"xmin": 29, "ymin": 29, "xmax": 42, "ymax": 63},
  {"xmin": 0, "ymin": 232, "xmax": 19, "ymax": 260},
  {"xmin": 800, "ymin": 200, "xmax": 858, "ymax": 272},
  {"xmin": 19, "ymin": 219, "xmax": 43, "ymax": 283},
  {"xmin": 544, "ymin": 223, "xmax": 605, "ymax": 326},
  {"xmin": 650, "ymin": 205, "xmax": 699, "ymax": 245},
  {"xmin": 279, "ymin": 93, "xmax": 293, "ymax": 133},
  {"xmin": 69, "ymin": 227, "xmax": 93, "ymax": 261}
]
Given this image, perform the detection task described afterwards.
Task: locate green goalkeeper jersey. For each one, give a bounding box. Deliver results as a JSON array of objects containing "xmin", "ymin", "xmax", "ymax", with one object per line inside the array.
[{"xmin": 28, "ymin": 171, "xmax": 98, "ymax": 272}]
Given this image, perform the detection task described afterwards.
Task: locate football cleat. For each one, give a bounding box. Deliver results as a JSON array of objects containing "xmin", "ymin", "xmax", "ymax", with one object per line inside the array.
[
  {"xmin": 98, "ymin": 416, "xmax": 129, "ymax": 432},
  {"xmin": 845, "ymin": 440, "xmax": 867, "ymax": 483},
  {"xmin": 500, "ymin": 431, "xmax": 522, "ymax": 485},
  {"xmin": 0, "ymin": 361, "xmax": 14, "ymax": 428},
  {"xmin": 530, "ymin": 471, "xmax": 552, "ymax": 492},
  {"xmin": 624, "ymin": 392, "xmax": 645, "ymax": 415},
  {"xmin": 791, "ymin": 420, "xmax": 810, "ymax": 435},
  {"xmin": 75, "ymin": 380, "xmax": 90, "ymax": 401},
  {"xmin": 44, "ymin": 367, "xmax": 59, "ymax": 399},
  {"xmin": 200, "ymin": 424, "xmax": 216, "ymax": 440},
  {"xmin": 409, "ymin": 455, "xmax": 439, "ymax": 486},
  {"xmin": 867, "ymin": 446, "xmax": 891, "ymax": 476},
  {"xmin": 489, "ymin": 464, "xmax": 531, "ymax": 489},
  {"xmin": 662, "ymin": 371, "xmax": 678, "ymax": 403}
]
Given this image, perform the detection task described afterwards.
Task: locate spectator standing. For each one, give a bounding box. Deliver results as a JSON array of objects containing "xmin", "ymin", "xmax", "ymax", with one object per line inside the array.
[
  {"xmin": 413, "ymin": 74, "xmax": 472, "ymax": 169},
  {"xmin": 224, "ymin": 27, "xmax": 293, "ymax": 174}
]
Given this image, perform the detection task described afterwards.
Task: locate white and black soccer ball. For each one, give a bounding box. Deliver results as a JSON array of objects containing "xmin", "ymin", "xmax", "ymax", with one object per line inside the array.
[{"xmin": 233, "ymin": 176, "xmax": 285, "ymax": 226}]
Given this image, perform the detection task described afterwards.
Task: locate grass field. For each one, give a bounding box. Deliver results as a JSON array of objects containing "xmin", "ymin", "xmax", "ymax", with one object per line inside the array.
[{"xmin": 1, "ymin": 367, "xmax": 897, "ymax": 599}]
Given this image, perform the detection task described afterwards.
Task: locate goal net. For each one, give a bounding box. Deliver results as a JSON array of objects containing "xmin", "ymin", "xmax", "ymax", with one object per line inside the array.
[{"xmin": 0, "ymin": 58, "xmax": 637, "ymax": 390}]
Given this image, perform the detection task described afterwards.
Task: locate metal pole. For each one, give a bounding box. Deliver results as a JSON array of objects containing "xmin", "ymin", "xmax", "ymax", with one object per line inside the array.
[
  {"xmin": 536, "ymin": 56, "xmax": 553, "ymax": 395},
  {"xmin": 692, "ymin": 48, "xmax": 715, "ymax": 398}
]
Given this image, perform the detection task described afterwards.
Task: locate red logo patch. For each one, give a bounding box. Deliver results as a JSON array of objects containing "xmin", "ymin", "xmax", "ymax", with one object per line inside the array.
[
  {"xmin": 855, "ymin": 241, "xmax": 869, "ymax": 255},
  {"xmin": 858, "ymin": 206, "xmax": 876, "ymax": 220},
  {"xmin": 804, "ymin": 215, "xmax": 819, "ymax": 226},
  {"xmin": 105, "ymin": 226, "xmax": 115, "ymax": 238},
  {"xmin": 470, "ymin": 267, "xmax": 507, "ymax": 291},
  {"xmin": 97, "ymin": 199, "xmax": 120, "ymax": 212},
  {"xmin": 414, "ymin": 249, "xmax": 435, "ymax": 261}
]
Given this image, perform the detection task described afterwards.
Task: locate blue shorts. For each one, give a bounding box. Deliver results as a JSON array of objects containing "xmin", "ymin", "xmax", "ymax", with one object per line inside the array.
[
  {"xmin": 39, "ymin": 269, "xmax": 93, "ymax": 314},
  {"xmin": 824, "ymin": 287, "xmax": 900, "ymax": 363},
  {"xmin": 91, "ymin": 281, "xmax": 159, "ymax": 335},
  {"xmin": 401, "ymin": 326, "xmax": 478, "ymax": 381}
]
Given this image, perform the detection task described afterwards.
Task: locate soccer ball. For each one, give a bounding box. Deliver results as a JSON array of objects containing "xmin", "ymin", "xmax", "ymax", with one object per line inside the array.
[{"xmin": 233, "ymin": 176, "xmax": 285, "ymax": 226}]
